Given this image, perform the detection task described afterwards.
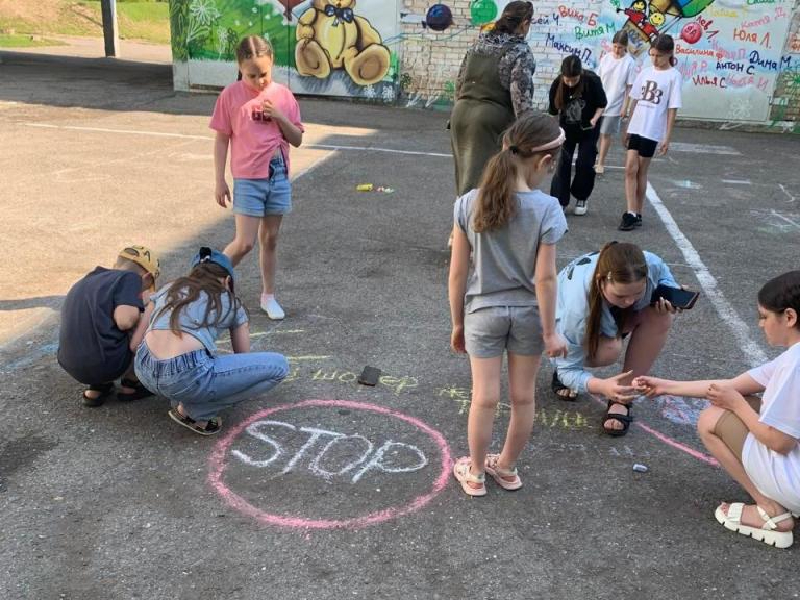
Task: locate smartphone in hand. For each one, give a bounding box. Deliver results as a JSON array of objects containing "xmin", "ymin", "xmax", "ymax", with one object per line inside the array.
[{"xmin": 650, "ymin": 285, "xmax": 700, "ymax": 309}]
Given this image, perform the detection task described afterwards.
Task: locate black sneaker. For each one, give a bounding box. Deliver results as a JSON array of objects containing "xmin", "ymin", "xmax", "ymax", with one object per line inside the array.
[
  {"xmin": 618, "ymin": 212, "xmax": 637, "ymax": 231},
  {"xmin": 634, "ymin": 214, "xmax": 643, "ymax": 227}
]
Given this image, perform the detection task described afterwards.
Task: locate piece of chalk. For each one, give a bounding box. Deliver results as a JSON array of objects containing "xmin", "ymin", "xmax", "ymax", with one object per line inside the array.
[{"xmin": 632, "ymin": 464, "xmax": 648, "ymax": 473}]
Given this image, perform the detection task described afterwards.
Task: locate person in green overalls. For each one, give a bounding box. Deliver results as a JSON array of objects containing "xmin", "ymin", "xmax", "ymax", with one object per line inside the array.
[{"xmin": 450, "ymin": 1, "xmax": 536, "ymax": 198}]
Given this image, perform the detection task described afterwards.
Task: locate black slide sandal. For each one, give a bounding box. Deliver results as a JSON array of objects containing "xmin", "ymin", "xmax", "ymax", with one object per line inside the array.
[
  {"xmin": 601, "ymin": 400, "xmax": 633, "ymax": 437},
  {"xmin": 82, "ymin": 382, "xmax": 115, "ymax": 407},
  {"xmin": 551, "ymin": 371, "xmax": 578, "ymax": 400},
  {"xmin": 117, "ymin": 378, "xmax": 154, "ymax": 402}
]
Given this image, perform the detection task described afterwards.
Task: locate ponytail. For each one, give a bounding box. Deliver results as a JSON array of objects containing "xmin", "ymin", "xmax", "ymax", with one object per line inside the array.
[{"xmin": 473, "ymin": 149, "xmax": 518, "ymax": 232}]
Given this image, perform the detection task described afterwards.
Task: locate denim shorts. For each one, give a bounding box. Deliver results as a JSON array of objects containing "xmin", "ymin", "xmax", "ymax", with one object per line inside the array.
[
  {"xmin": 233, "ymin": 153, "xmax": 292, "ymax": 217},
  {"xmin": 464, "ymin": 305, "xmax": 544, "ymax": 358}
]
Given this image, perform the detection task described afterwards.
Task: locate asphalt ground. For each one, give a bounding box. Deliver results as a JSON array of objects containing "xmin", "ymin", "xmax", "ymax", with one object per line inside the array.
[{"xmin": 1, "ymin": 50, "xmax": 799, "ymax": 600}]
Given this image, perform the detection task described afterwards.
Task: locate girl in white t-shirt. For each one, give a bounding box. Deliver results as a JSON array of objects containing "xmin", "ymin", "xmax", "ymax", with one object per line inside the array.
[
  {"xmin": 595, "ymin": 31, "xmax": 635, "ymax": 175},
  {"xmin": 619, "ymin": 34, "xmax": 682, "ymax": 232},
  {"xmin": 449, "ymin": 113, "xmax": 569, "ymax": 496},
  {"xmin": 636, "ymin": 271, "xmax": 800, "ymax": 549}
]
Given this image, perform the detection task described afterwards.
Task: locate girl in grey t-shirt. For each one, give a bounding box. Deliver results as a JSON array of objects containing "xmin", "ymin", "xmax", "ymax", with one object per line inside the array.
[{"xmin": 448, "ymin": 112, "xmax": 569, "ymax": 497}]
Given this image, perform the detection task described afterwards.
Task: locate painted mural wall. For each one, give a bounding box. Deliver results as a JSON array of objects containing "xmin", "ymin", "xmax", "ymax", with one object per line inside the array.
[
  {"xmin": 517, "ymin": 0, "xmax": 798, "ymax": 122},
  {"xmin": 169, "ymin": 0, "xmax": 800, "ymax": 128},
  {"xmin": 169, "ymin": 0, "xmax": 399, "ymax": 100}
]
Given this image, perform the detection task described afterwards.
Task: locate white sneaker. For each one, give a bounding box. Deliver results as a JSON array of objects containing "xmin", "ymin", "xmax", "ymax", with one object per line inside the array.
[
  {"xmin": 574, "ymin": 199, "xmax": 588, "ymax": 216},
  {"xmin": 260, "ymin": 297, "xmax": 285, "ymax": 320}
]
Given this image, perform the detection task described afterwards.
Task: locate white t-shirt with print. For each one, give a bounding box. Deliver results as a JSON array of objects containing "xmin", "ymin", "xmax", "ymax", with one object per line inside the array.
[
  {"xmin": 598, "ymin": 53, "xmax": 635, "ymax": 117},
  {"xmin": 742, "ymin": 341, "xmax": 800, "ymax": 514},
  {"xmin": 628, "ymin": 66, "xmax": 682, "ymax": 142}
]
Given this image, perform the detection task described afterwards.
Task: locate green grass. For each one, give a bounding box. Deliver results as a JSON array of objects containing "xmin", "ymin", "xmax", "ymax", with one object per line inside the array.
[
  {"xmin": 0, "ymin": 1, "xmax": 170, "ymax": 45},
  {"xmin": 0, "ymin": 33, "xmax": 66, "ymax": 48}
]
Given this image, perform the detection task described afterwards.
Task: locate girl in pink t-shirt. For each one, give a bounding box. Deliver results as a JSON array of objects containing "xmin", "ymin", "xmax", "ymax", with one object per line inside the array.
[{"xmin": 210, "ymin": 35, "xmax": 304, "ymax": 320}]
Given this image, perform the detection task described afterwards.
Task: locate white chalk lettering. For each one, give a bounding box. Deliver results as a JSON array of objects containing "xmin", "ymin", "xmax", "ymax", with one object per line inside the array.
[
  {"xmin": 231, "ymin": 419, "xmax": 428, "ymax": 483},
  {"xmin": 231, "ymin": 420, "xmax": 296, "ymax": 468},
  {"xmin": 351, "ymin": 441, "xmax": 428, "ymax": 483},
  {"xmin": 309, "ymin": 434, "xmax": 374, "ymax": 478}
]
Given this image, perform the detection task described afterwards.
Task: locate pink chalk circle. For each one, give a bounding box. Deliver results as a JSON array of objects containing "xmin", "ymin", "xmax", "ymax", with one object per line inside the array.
[
  {"xmin": 208, "ymin": 399, "xmax": 453, "ymax": 529},
  {"xmin": 680, "ymin": 22, "xmax": 703, "ymax": 45}
]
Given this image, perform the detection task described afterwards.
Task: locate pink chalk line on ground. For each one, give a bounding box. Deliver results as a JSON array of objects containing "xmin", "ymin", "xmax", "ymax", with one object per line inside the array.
[
  {"xmin": 590, "ymin": 394, "xmax": 719, "ymax": 467},
  {"xmin": 208, "ymin": 399, "xmax": 453, "ymax": 529}
]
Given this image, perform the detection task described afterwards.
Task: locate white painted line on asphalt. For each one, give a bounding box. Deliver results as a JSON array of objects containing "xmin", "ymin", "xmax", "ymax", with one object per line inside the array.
[
  {"xmin": 308, "ymin": 143, "xmax": 451, "ymax": 157},
  {"xmin": 23, "ymin": 122, "xmax": 452, "ymax": 158},
  {"xmin": 25, "ymin": 122, "xmax": 211, "ymax": 140},
  {"xmin": 646, "ymin": 181, "xmax": 768, "ymax": 368}
]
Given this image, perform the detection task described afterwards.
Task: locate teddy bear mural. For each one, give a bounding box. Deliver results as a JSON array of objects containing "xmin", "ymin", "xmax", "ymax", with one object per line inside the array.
[{"xmin": 295, "ymin": 0, "xmax": 392, "ymax": 86}]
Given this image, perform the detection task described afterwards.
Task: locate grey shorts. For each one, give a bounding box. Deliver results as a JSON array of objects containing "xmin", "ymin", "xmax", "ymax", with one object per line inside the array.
[
  {"xmin": 464, "ymin": 305, "xmax": 544, "ymax": 358},
  {"xmin": 600, "ymin": 116, "xmax": 622, "ymax": 135}
]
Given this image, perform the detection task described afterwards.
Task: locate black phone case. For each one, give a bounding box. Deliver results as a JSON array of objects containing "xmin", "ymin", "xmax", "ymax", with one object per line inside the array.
[
  {"xmin": 651, "ymin": 285, "xmax": 699, "ymax": 309},
  {"xmin": 358, "ymin": 366, "xmax": 381, "ymax": 386}
]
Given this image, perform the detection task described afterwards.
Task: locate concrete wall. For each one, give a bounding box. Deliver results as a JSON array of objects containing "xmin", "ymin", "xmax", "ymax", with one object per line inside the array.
[{"xmin": 169, "ymin": 0, "xmax": 800, "ymax": 130}]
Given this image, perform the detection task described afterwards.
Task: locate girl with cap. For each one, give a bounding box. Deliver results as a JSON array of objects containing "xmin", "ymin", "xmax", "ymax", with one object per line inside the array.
[{"xmin": 134, "ymin": 247, "xmax": 289, "ymax": 435}]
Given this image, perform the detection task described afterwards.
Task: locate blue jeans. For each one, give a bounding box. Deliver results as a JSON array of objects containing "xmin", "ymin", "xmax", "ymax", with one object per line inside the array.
[{"xmin": 134, "ymin": 342, "xmax": 289, "ymax": 421}]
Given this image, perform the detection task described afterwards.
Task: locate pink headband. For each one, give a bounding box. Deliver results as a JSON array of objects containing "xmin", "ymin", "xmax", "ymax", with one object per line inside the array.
[{"xmin": 529, "ymin": 128, "xmax": 566, "ymax": 152}]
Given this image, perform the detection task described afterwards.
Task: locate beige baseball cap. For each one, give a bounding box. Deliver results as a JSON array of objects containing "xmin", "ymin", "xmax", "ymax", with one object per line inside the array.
[{"xmin": 119, "ymin": 245, "xmax": 160, "ymax": 290}]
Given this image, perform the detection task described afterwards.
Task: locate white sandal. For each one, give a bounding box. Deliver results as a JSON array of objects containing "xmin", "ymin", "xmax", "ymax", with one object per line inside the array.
[
  {"xmin": 453, "ymin": 457, "xmax": 486, "ymax": 497},
  {"xmin": 714, "ymin": 503, "xmax": 794, "ymax": 549}
]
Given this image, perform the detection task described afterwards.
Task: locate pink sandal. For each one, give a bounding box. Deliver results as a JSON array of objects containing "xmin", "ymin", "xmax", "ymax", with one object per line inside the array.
[
  {"xmin": 453, "ymin": 457, "xmax": 486, "ymax": 497},
  {"xmin": 484, "ymin": 454, "xmax": 522, "ymax": 491}
]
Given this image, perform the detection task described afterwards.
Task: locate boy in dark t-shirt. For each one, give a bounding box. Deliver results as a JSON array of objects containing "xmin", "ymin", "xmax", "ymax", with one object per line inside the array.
[{"xmin": 58, "ymin": 246, "xmax": 160, "ymax": 406}]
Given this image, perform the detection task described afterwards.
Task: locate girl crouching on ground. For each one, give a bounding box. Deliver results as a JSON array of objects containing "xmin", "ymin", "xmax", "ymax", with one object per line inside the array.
[
  {"xmin": 135, "ymin": 247, "xmax": 288, "ymax": 435},
  {"xmin": 637, "ymin": 271, "xmax": 800, "ymax": 548},
  {"xmin": 551, "ymin": 242, "xmax": 682, "ymax": 436}
]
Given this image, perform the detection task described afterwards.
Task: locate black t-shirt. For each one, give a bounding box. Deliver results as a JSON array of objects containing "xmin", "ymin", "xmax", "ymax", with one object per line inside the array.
[
  {"xmin": 57, "ymin": 267, "xmax": 144, "ymax": 383},
  {"xmin": 548, "ymin": 70, "xmax": 607, "ymax": 133}
]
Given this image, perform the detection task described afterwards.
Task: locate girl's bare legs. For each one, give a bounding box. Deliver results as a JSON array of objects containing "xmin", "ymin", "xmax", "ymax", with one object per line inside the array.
[
  {"xmin": 258, "ymin": 216, "xmax": 283, "ymax": 296},
  {"xmin": 467, "ymin": 355, "xmax": 503, "ymax": 482},
  {"xmin": 697, "ymin": 406, "xmax": 795, "ymax": 530},
  {"xmin": 621, "ymin": 306, "xmax": 672, "ymax": 381},
  {"xmin": 593, "ymin": 306, "xmax": 672, "ymax": 431},
  {"xmin": 596, "ymin": 133, "xmax": 611, "ymax": 171},
  {"xmin": 496, "ymin": 353, "xmax": 541, "ymax": 470},
  {"xmin": 634, "ymin": 156, "xmax": 652, "ymax": 215},
  {"xmin": 224, "ymin": 215, "xmax": 261, "ymax": 267},
  {"xmin": 586, "ymin": 336, "xmax": 628, "ymax": 431},
  {"xmin": 624, "ymin": 149, "xmax": 640, "ymax": 213}
]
